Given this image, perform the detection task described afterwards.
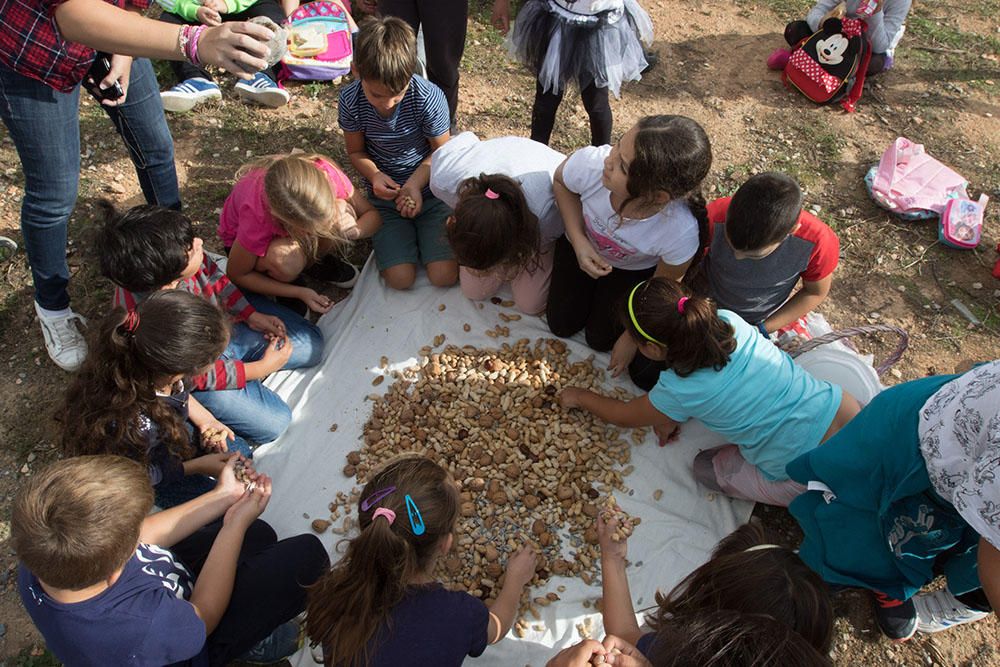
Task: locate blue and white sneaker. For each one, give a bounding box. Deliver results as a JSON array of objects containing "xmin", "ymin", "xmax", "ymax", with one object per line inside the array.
[
  {"xmin": 914, "ymin": 589, "xmax": 990, "ymax": 633},
  {"xmin": 234, "ymin": 72, "xmax": 290, "ymax": 108},
  {"xmin": 160, "ymin": 77, "xmax": 221, "ymax": 113}
]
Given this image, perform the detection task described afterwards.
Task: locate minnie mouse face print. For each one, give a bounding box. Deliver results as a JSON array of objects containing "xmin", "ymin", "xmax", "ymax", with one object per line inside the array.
[{"xmin": 816, "ymin": 34, "xmax": 849, "ymax": 65}]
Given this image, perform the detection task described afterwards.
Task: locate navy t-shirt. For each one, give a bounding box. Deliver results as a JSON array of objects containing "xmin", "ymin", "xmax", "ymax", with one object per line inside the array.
[
  {"xmin": 19, "ymin": 544, "xmax": 207, "ymax": 667},
  {"xmin": 349, "ymin": 584, "xmax": 489, "ymax": 667}
]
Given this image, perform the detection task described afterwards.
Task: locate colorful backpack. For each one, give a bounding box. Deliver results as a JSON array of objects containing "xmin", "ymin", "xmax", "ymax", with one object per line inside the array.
[
  {"xmin": 865, "ymin": 137, "xmax": 970, "ymax": 220},
  {"xmin": 279, "ymin": 0, "xmax": 355, "ymax": 83},
  {"xmin": 782, "ymin": 17, "xmax": 871, "ymax": 112}
]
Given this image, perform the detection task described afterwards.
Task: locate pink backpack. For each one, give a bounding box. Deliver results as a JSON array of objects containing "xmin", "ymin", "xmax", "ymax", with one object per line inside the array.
[
  {"xmin": 866, "ymin": 137, "xmax": 969, "ymax": 218},
  {"xmin": 279, "ymin": 0, "xmax": 356, "ymax": 83}
]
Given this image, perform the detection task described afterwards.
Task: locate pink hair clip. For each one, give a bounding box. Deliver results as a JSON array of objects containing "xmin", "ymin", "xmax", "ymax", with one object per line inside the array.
[
  {"xmin": 484, "ymin": 188, "xmax": 500, "ymax": 200},
  {"xmin": 677, "ymin": 297, "xmax": 690, "ymax": 314}
]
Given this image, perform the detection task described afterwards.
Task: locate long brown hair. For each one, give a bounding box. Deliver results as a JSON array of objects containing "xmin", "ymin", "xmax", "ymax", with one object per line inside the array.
[
  {"xmin": 60, "ymin": 290, "xmax": 230, "ymax": 464},
  {"xmin": 448, "ymin": 174, "xmax": 542, "ymax": 273},
  {"xmin": 306, "ymin": 456, "xmax": 460, "ymax": 666},
  {"xmin": 237, "ymin": 153, "xmax": 348, "ymax": 259},
  {"xmin": 621, "ymin": 277, "xmax": 736, "ymax": 377},
  {"xmin": 648, "ymin": 523, "xmax": 834, "ymax": 653}
]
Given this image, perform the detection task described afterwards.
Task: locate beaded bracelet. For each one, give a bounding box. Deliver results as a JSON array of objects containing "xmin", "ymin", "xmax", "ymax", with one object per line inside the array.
[{"xmin": 177, "ymin": 24, "xmax": 192, "ymax": 63}]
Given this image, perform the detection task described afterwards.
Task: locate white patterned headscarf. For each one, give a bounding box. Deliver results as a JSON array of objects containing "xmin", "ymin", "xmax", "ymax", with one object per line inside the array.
[{"xmin": 918, "ymin": 361, "xmax": 1000, "ymax": 550}]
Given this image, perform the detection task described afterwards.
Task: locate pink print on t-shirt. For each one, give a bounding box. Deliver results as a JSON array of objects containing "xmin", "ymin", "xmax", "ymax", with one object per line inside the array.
[{"xmin": 585, "ymin": 218, "xmax": 637, "ymax": 262}]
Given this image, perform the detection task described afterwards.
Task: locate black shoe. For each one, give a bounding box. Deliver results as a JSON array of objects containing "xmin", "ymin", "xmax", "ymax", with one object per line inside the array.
[
  {"xmin": 641, "ymin": 49, "xmax": 659, "ymax": 75},
  {"xmin": 872, "ymin": 591, "xmax": 917, "ymax": 641},
  {"xmin": 303, "ymin": 254, "xmax": 359, "ymax": 288}
]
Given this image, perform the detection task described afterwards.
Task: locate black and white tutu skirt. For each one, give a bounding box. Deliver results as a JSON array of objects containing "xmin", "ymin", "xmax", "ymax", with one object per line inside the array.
[{"xmin": 507, "ymin": 0, "xmax": 654, "ymax": 98}]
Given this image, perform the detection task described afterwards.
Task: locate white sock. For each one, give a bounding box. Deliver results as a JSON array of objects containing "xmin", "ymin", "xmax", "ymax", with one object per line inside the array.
[{"xmin": 37, "ymin": 305, "xmax": 72, "ymax": 319}]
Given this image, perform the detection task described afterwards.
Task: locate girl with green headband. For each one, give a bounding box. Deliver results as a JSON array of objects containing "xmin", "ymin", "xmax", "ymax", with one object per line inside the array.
[{"xmin": 558, "ymin": 277, "xmax": 860, "ymax": 506}]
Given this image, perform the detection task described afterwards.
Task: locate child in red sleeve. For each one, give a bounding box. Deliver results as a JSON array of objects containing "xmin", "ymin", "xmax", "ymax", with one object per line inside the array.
[{"xmin": 629, "ymin": 173, "xmax": 838, "ymax": 392}]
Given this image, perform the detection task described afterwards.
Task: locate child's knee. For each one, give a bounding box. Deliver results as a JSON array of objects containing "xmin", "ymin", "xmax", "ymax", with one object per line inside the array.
[
  {"xmin": 426, "ymin": 261, "xmax": 458, "ymax": 287},
  {"xmin": 260, "ymin": 240, "xmax": 307, "ymax": 283},
  {"xmin": 382, "ymin": 264, "xmax": 417, "ymax": 290}
]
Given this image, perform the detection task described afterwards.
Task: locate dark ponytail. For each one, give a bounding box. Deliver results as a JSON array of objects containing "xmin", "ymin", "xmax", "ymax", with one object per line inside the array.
[
  {"xmin": 306, "ymin": 456, "xmax": 460, "ymax": 667},
  {"xmin": 59, "ymin": 290, "xmax": 230, "ymax": 463},
  {"xmin": 621, "ymin": 277, "xmax": 735, "ymax": 377},
  {"xmin": 447, "ymin": 174, "xmax": 542, "ymax": 273},
  {"xmin": 684, "ymin": 190, "xmax": 710, "ymax": 278}
]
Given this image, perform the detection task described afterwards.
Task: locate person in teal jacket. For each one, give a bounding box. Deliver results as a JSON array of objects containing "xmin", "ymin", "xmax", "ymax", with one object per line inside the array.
[
  {"xmin": 156, "ymin": 0, "xmax": 290, "ymax": 111},
  {"xmin": 787, "ymin": 361, "xmax": 1000, "ymax": 642}
]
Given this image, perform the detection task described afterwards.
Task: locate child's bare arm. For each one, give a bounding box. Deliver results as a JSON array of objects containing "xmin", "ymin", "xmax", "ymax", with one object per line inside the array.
[
  {"xmin": 344, "ymin": 130, "xmax": 400, "ymax": 200},
  {"xmin": 140, "ymin": 457, "xmax": 251, "ymax": 546},
  {"xmin": 653, "ymin": 258, "xmax": 691, "ymax": 282},
  {"xmin": 396, "ymin": 132, "xmax": 451, "ymax": 218},
  {"xmin": 553, "ymin": 161, "xmax": 611, "ymax": 278},
  {"xmin": 762, "ymin": 274, "xmax": 832, "ymax": 333},
  {"xmin": 487, "ymin": 546, "xmax": 536, "ymax": 643},
  {"xmin": 348, "ymin": 188, "xmax": 383, "ymax": 238},
  {"xmin": 225, "ymin": 242, "xmax": 328, "ymax": 314},
  {"xmin": 599, "ymin": 515, "xmax": 643, "ymax": 645},
  {"xmin": 559, "ymin": 390, "xmax": 675, "ymax": 430},
  {"xmin": 189, "ymin": 476, "xmax": 272, "ymax": 633}
]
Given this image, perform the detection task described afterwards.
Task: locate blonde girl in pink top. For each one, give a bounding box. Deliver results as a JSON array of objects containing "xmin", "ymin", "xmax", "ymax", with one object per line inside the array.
[{"xmin": 219, "ymin": 153, "xmax": 381, "ymax": 313}]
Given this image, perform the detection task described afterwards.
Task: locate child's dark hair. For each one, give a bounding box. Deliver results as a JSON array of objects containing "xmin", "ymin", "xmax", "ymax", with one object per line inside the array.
[
  {"xmin": 354, "ymin": 16, "xmax": 417, "ymax": 94},
  {"xmin": 306, "ymin": 455, "xmax": 459, "ymax": 667},
  {"xmin": 648, "ymin": 523, "xmax": 834, "ymax": 654},
  {"xmin": 624, "ymin": 115, "xmax": 713, "ymax": 275},
  {"xmin": 726, "ymin": 173, "xmax": 803, "ymax": 251},
  {"xmin": 648, "ymin": 609, "xmax": 832, "ymax": 667},
  {"xmin": 12, "ymin": 455, "xmax": 154, "ymax": 591},
  {"xmin": 60, "ymin": 290, "xmax": 230, "ymax": 465},
  {"xmin": 621, "ymin": 277, "xmax": 736, "ymax": 377},
  {"xmin": 95, "ymin": 200, "xmax": 195, "ymax": 293},
  {"xmin": 447, "ymin": 174, "xmax": 541, "ymax": 273}
]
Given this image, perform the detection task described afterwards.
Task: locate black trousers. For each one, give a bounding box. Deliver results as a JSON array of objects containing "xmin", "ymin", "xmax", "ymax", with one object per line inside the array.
[
  {"xmin": 157, "ymin": 0, "xmax": 287, "ymax": 83},
  {"xmin": 170, "ymin": 519, "xmax": 330, "ymax": 666},
  {"xmin": 784, "ymin": 19, "xmax": 886, "ymax": 75},
  {"xmin": 379, "ymin": 0, "xmax": 468, "ymax": 124},
  {"xmin": 546, "ymin": 235, "xmax": 654, "ymax": 351},
  {"xmin": 531, "ymin": 79, "xmax": 612, "ymax": 147}
]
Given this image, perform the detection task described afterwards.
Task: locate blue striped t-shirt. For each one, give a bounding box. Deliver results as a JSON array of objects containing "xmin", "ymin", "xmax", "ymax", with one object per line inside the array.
[{"xmin": 338, "ymin": 75, "xmax": 450, "ymax": 196}]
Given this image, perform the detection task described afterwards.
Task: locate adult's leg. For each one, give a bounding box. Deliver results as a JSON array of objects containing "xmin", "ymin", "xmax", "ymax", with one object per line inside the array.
[
  {"xmin": 156, "ymin": 11, "xmax": 213, "ymax": 82},
  {"xmin": 579, "ymin": 81, "xmax": 612, "ymax": 146},
  {"xmin": 584, "ymin": 266, "xmax": 653, "ymax": 351},
  {"xmin": 100, "ymin": 58, "xmax": 181, "ymax": 209},
  {"xmin": 207, "ymin": 533, "xmax": 330, "ymax": 664},
  {"xmin": 413, "ymin": 0, "xmax": 468, "ymax": 123},
  {"xmin": 530, "ymin": 80, "xmax": 563, "ymax": 146},
  {"xmin": 0, "ymin": 66, "xmax": 83, "ymax": 311},
  {"xmin": 546, "ymin": 235, "xmax": 597, "ymax": 338}
]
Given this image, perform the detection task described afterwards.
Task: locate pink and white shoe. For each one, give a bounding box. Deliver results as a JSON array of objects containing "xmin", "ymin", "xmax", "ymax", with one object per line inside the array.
[{"xmin": 767, "ymin": 48, "xmax": 791, "ymax": 70}]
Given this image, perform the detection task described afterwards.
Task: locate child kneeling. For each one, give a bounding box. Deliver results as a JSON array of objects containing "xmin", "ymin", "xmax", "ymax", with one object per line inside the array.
[
  {"xmin": 560, "ymin": 278, "xmax": 860, "ymax": 506},
  {"xmin": 13, "ymin": 455, "xmax": 329, "ymax": 666}
]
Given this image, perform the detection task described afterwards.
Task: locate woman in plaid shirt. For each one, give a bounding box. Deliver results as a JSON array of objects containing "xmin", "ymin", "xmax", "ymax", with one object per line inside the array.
[{"xmin": 0, "ymin": 0, "xmax": 275, "ymax": 371}]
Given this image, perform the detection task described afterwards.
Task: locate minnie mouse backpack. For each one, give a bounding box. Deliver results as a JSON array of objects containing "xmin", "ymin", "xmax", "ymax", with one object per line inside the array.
[{"xmin": 782, "ymin": 17, "xmax": 872, "ymax": 112}]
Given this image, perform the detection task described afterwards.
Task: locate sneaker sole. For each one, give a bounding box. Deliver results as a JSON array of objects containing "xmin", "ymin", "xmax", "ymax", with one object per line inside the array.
[
  {"xmin": 234, "ymin": 85, "xmax": 290, "ymax": 109},
  {"xmin": 160, "ymin": 90, "xmax": 221, "ymax": 113}
]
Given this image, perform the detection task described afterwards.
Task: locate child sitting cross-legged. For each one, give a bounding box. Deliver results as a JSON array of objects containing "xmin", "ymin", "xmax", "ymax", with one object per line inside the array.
[
  {"xmin": 305, "ymin": 455, "xmax": 537, "ymax": 665},
  {"xmin": 686, "ymin": 172, "xmax": 839, "ymax": 350},
  {"xmin": 339, "ymin": 16, "xmax": 457, "ymax": 291},
  {"xmin": 559, "ymin": 278, "xmax": 861, "ymax": 506},
  {"xmin": 221, "ymin": 152, "xmax": 381, "ymax": 315},
  {"xmin": 13, "ymin": 454, "xmax": 329, "ymax": 666},
  {"xmin": 99, "ymin": 202, "xmax": 322, "ymax": 445},
  {"xmin": 61, "ymin": 290, "xmax": 253, "ymax": 508}
]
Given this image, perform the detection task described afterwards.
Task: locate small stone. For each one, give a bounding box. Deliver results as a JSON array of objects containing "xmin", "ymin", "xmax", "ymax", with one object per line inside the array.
[
  {"xmin": 972, "ymin": 282, "xmax": 983, "ymax": 290},
  {"xmin": 890, "ymin": 368, "xmax": 903, "ymax": 379}
]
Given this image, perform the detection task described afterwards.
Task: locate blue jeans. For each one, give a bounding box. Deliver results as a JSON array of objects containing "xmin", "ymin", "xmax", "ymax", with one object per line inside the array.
[
  {"xmin": 0, "ymin": 59, "xmax": 179, "ymax": 310},
  {"xmin": 193, "ymin": 292, "xmax": 324, "ymax": 444}
]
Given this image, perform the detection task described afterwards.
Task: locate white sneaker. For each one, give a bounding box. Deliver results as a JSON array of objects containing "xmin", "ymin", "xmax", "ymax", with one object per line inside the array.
[
  {"xmin": 234, "ymin": 72, "xmax": 290, "ymax": 108},
  {"xmin": 914, "ymin": 589, "xmax": 990, "ymax": 633},
  {"xmin": 34, "ymin": 302, "xmax": 88, "ymax": 371}
]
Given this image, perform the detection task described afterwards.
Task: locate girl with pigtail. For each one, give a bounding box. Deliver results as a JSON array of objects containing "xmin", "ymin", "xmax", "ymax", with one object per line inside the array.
[
  {"xmin": 430, "ymin": 131, "xmax": 566, "ymax": 314},
  {"xmin": 60, "ymin": 289, "xmax": 255, "ymax": 508},
  {"xmin": 306, "ymin": 455, "xmax": 537, "ymax": 666},
  {"xmin": 558, "ymin": 277, "xmax": 860, "ymax": 507}
]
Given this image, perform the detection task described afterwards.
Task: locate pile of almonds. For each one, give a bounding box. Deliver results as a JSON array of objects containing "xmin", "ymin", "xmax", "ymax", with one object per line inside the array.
[{"xmin": 322, "ymin": 335, "xmax": 648, "ymax": 621}]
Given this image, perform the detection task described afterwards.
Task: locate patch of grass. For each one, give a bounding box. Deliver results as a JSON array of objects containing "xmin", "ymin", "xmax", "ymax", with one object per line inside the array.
[
  {"xmin": 731, "ymin": 0, "xmax": 812, "ymax": 21},
  {"xmin": 301, "ymin": 81, "xmax": 327, "ymax": 100},
  {"xmin": 8, "ymin": 646, "xmax": 60, "ymax": 667},
  {"xmin": 907, "ymin": 12, "xmax": 1000, "ymax": 55}
]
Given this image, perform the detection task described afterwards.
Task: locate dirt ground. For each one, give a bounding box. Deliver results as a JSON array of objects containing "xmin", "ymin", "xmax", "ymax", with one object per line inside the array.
[{"xmin": 1, "ymin": 0, "xmax": 999, "ymax": 663}]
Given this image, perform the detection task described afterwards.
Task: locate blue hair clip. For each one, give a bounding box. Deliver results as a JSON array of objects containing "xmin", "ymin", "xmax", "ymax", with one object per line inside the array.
[
  {"xmin": 404, "ymin": 494, "xmax": 425, "ymax": 536},
  {"xmin": 361, "ymin": 486, "xmax": 396, "ymax": 512}
]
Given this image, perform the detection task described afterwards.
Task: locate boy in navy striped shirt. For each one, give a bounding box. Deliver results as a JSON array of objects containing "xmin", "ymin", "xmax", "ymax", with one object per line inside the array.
[{"xmin": 339, "ymin": 16, "xmax": 458, "ymax": 290}]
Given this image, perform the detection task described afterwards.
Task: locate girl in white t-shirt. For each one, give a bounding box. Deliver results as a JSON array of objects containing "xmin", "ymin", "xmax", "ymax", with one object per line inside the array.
[
  {"xmin": 547, "ymin": 114, "xmax": 712, "ymax": 361},
  {"xmin": 431, "ymin": 132, "xmax": 565, "ymax": 314}
]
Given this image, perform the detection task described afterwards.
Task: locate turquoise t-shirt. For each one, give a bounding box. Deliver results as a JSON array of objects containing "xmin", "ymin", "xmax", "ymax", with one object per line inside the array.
[{"xmin": 648, "ymin": 310, "xmax": 842, "ymax": 481}]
